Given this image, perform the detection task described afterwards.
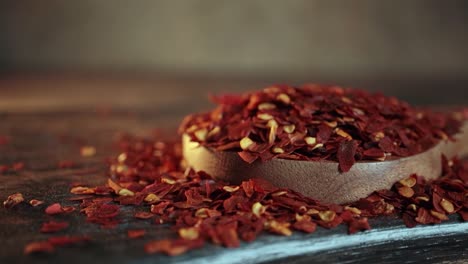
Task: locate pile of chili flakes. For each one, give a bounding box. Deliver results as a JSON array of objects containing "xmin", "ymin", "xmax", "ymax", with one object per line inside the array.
[
  {"xmin": 6, "ymin": 134, "xmax": 468, "ymax": 256},
  {"xmin": 179, "ymin": 85, "xmax": 463, "ymax": 172},
  {"xmin": 3, "ymin": 85, "xmax": 468, "ymax": 256}
]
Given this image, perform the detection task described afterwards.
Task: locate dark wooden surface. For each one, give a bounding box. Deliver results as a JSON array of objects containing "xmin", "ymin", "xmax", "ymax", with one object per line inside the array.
[
  {"xmin": 1, "ymin": 75, "xmax": 468, "ymax": 263},
  {"xmin": 1, "ymin": 110, "xmax": 468, "ymax": 264}
]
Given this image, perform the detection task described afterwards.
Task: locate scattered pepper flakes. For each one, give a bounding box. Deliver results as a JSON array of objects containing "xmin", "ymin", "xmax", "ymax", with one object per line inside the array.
[
  {"xmin": 45, "ymin": 203, "xmax": 75, "ymax": 215},
  {"xmin": 58, "ymin": 160, "xmax": 75, "ymax": 169},
  {"xmin": 292, "ymin": 220, "xmax": 317, "ymax": 233},
  {"xmin": 24, "ymin": 241, "xmax": 55, "ymax": 255},
  {"xmin": 347, "ymin": 218, "xmax": 371, "ymax": 234},
  {"xmin": 3, "ymin": 104, "xmax": 467, "ymax": 258},
  {"xmin": 12, "ymin": 162, "xmax": 25, "ymax": 171},
  {"xmin": 70, "ymin": 186, "xmax": 95, "ymax": 194},
  {"xmin": 3, "ymin": 193, "xmax": 24, "ymax": 209},
  {"xmin": 145, "ymin": 239, "xmax": 204, "ymax": 256},
  {"xmin": 40, "ymin": 221, "xmax": 69, "ymax": 233},
  {"xmin": 128, "ymin": 229, "xmax": 146, "ymax": 239},
  {"xmin": 0, "ymin": 135, "xmax": 10, "ymax": 145},
  {"xmin": 48, "ymin": 236, "xmax": 90, "ymax": 246},
  {"xmin": 80, "ymin": 146, "xmax": 96, "ymax": 157},
  {"xmin": 0, "ymin": 164, "xmax": 9, "ymax": 173},
  {"xmin": 29, "ymin": 199, "xmax": 45, "ymax": 207}
]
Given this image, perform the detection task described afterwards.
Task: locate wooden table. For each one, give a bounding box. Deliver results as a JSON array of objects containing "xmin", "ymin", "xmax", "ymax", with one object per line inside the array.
[{"xmin": 1, "ymin": 75, "xmax": 467, "ymax": 263}]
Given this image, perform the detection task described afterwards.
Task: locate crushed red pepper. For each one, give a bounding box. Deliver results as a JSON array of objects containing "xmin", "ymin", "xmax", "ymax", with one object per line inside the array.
[
  {"xmin": 45, "ymin": 203, "xmax": 76, "ymax": 215},
  {"xmin": 40, "ymin": 221, "xmax": 70, "ymax": 233},
  {"xmin": 127, "ymin": 229, "xmax": 146, "ymax": 239},
  {"xmin": 102, "ymin": 135, "xmax": 467, "ymax": 255},
  {"xmin": 179, "ymin": 85, "xmax": 462, "ymax": 172},
  {"xmin": 2, "ymin": 85, "xmax": 466, "ymax": 257},
  {"xmin": 6, "ymin": 131, "xmax": 468, "ymax": 256},
  {"xmin": 3, "ymin": 193, "xmax": 25, "ymax": 209}
]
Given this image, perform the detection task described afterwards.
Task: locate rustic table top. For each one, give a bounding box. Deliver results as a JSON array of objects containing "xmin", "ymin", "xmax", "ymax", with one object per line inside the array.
[{"xmin": 1, "ymin": 75, "xmax": 467, "ymax": 263}]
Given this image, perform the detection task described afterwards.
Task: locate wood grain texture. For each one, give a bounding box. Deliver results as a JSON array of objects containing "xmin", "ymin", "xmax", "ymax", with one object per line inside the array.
[{"xmin": 1, "ymin": 110, "xmax": 468, "ymax": 264}]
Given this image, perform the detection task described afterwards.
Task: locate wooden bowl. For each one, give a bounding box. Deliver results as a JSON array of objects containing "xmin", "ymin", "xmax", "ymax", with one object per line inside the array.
[{"xmin": 183, "ymin": 123, "xmax": 468, "ymax": 204}]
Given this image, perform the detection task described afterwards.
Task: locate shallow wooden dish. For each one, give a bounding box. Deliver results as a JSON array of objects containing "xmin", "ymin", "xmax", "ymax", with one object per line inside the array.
[{"xmin": 183, "ymin": 122, "xmax": 468, "ymax": 204}]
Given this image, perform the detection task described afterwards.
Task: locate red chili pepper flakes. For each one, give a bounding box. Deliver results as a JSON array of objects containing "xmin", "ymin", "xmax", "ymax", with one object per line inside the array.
[
  {"xmin": 58, "ymin": 160, "xmax": 76, "ymax": 169},
  {"xmin": 24, "ymin": 241, "xmax": 55, "ymax": 255},
  {"xmin": 12, "ymin": 162, "xmax": 25, "ymax": 171},
  {"xmin": 40, "ymin": 221, "xmax": 69, "ymax": 233},
  {"xmin": 179, "ymin": 85, "xmax": 463, "ymax": 171},
  {"xmin": 13, "ymin": 125, "xmax": 468, "ymax": 256},
  {"xmin": 80, "ymin": 200, "xmax": 120, "ymax": 228},
  {"xmin": 127, "ymin": 229, "xmax": 146, "ymax": 239},
  {"xmin": 29, "ymin": 199, "xmax": 45, "ymax": 207},
  {"xmin": 0, "ymin": 135, "xmax": 10, "ymax": 145},
  {"xmin": 3, "ymin": 193, "xmax": 24, "ymax": 209},
  {"xmin": 48, "ymin": 235, "xmax": 90, "ymax": 247},
  {"xmin": 45, "ymin": 203, "xmax": 76, "ymax": 215},
  {"xmin": 107, "ymin": 135, "xmax": 468, "ymax": 255},
  {"xmin": 350, "ymin": 156, "xmax": 468, "ymax": 227},
  {"xmin": 0, "ymin": 165, "xmax": 9, "ymax": 173},
  {"xmin": 337, "ymin": 140, "xmax": 358, "ymax": 172},
  {"xmin": 145, "ymin": 238, "xmax": 205, "ymax": 256}
]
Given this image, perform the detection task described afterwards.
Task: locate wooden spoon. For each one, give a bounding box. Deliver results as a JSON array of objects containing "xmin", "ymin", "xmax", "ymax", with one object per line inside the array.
[{"xmin": 183, "ymin": 122, "xmax": 468, "ymax": 204}]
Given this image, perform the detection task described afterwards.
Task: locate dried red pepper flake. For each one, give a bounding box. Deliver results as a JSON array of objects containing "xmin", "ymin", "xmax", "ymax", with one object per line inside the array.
[
  {"xmin": 29, "ymin": 199, "xmax": 45, "ymax": 207},
  {"xmin": 0, "ymin": 164, "xmax": 9, "ymax": 173},
  {"xmin": 150, "ymin": 201, "xmax": 171, "ymax": 215},
  {"xmin": 3, "ymin": 193, "xmax": 24, "ymax": 209},
  {"xmin": 62, "ymin": 206, "xmax": 76, "ymax": 213},
  {"xmin": 70, "ymin": 186, "xmax": 95, "ymax": 194},
  {"xmin": 9, "ymin": 118, "xmax": 467, "ymax": 258},
  {"xmin": 58, "ymin": 160, "xmax": 76, "ymax": 169},
  {"xmin": 337, "ymin": 140, "xmax": 358, "ymax": 172},
  {"xmin": 215, "ymin": 225, "xmax": 240, "ymax": 248},
  {"xmin": 40, "ymin": 221, "xmax": 69, "ymax": 233},
  {"xmin": 48, "ymin": 235, "xmax": 90, "ymax": 247},
  {"xmin": 24, "ymin": 241, "xmax": 55, "ymax": 255},
  {"xmin": 45, "ymin": 203, "xmax": 62, "ymax": 215},
  {"xmin": 134, "ymin": 211, "xmax": 154, "ymax": 219},
  {"xmin": 45, "ymin": 203, "xmax": 75, "ymax": 215},
  {"xmin": 128, "ymin": 229, "xmax": 146, "ymax": 239},
  {"xmin": 145, "ymin": 238, "xmax": 205, "ymax": 256},
  {"xmin": 347, "ymin": 217, "xmax": 371, "ymax": 234},
  {"xmin": 292, "ymin": 219, "xmax": 317, "ymax": 233},
  {"xmin": 458, "ymin": 210, "xmax": 468, "ymax": 221},
  {"xmin": 12, "ymin": 162, "xmax": 25, "ymax": 171},
  {"xmin": 0, "ymin": 135, "xmax": 10, "ymax": 145}
]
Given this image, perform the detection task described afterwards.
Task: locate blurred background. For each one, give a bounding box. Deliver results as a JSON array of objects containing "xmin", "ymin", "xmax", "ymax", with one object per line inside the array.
[{"xmin": 0, "ymin": 0, "xmax": 467, "ymax": 112}]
